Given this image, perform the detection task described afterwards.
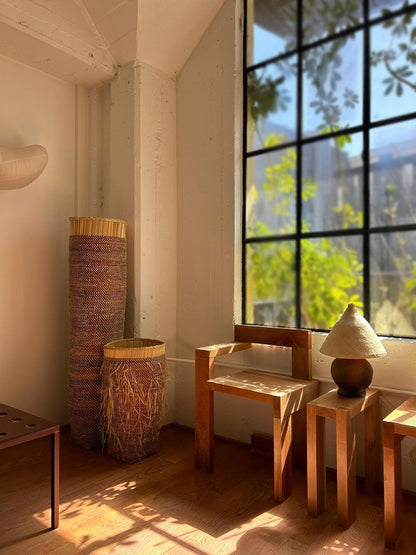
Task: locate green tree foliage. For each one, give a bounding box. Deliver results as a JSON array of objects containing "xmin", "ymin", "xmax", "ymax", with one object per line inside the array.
[
  {"xmin": 371, "ymin": 1, "xmax": 416, "ymax": 96},
  {"xmin": 247, "ymin": 134, "xmax": 363, "ymax": 330}
]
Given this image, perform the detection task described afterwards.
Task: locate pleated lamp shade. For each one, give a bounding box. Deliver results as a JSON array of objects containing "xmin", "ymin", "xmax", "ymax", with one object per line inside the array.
[
  {"xmin": 320, "ymin": 304, "xmax": 386, "ymax": 397},
  {"xmin": 320, "ymin": 304, "xmax": 386, "ymax": 359}
]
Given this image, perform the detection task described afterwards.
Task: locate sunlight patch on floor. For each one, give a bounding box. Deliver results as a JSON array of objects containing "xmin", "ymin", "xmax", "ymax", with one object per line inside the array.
[
  {"xmin": 35, "ymin": 500, "xmax": 137, "ymax": 550},
  {"xmin": 42, "ymin": 499, "xmax": 285, "ymax": 553},
  {"xmin": 323, "ymin": 539, "xmax": 360, "ymax": 553}
]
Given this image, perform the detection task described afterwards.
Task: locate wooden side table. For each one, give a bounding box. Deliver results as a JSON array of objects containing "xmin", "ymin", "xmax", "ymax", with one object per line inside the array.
[
  {"xmin": 307, "ymin": 388, "xmax": 379, "ymax": 528},
  {"xmin": 383, "ymin": 396, "xmax": 416, "ymax": 550},
  {"xmin": 0, "ymin": 403, "xmax": 60, "ymax": 529}
]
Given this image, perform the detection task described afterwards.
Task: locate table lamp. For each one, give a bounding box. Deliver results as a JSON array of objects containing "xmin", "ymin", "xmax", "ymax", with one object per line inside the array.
[{"xmin": 319, "ymin": 303, "xmax": 387, "ymax": 397}]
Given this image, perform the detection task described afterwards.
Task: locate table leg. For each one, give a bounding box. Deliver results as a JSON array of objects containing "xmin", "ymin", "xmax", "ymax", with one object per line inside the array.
[
  {"xmin": 364, "ymin": 400, "xmax": 377, "ymax": 495},
  {"xmin": 336, "ymin": 409, "xmax": 356, "ymax": 528},
  {"xmin": 383, "ymin": 421, "xmax": 403, "ymax": 550},
  {"xmin": 273, "ymin": 400, "xmax": 292, "ymax": 502},
  {"xmin": 195, "ymin": 352, "xmax": 214, "ymax": 472},
  {"xmin": 51, "ymin": 429, "xmax": 60, "ymax": 529},
  {"xmin": 307, "ymin": 404, "xmax": 326, "ymax": 516}
]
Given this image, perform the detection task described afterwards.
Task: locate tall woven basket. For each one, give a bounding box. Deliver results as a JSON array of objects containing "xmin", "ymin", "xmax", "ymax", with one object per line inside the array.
[
  {"xmin": 101, "ymin": 338, "xmax": 167, "ymax": 463},
  {"xmin": 68, "ymin": 217, "xmax": 127, "ymax": 449}
]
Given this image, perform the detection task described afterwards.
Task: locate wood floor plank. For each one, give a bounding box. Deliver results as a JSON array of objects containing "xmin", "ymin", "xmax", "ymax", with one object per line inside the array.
[{"xmin": 0, "ymin": 425, "xmax": 415, "ymax": 553}]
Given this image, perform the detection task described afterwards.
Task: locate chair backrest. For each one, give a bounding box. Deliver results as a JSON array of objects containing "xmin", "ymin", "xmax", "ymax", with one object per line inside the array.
[{"xmin": 233, "ymin": 324, "xmax": 312, "ymax": 381}]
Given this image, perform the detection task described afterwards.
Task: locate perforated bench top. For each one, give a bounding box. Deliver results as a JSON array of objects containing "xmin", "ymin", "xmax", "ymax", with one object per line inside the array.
[{"xmin": 0, "ymin": 403, "xmax": 59, "ymax": 450}]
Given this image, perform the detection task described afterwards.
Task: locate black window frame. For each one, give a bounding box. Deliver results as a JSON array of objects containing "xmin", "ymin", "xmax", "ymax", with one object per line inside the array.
[{"xmin": 242, "ymin": 0, "xmax": 416, "ymax": 338}]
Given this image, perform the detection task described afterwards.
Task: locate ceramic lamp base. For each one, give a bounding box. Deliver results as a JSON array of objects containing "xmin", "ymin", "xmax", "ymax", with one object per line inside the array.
[{"xmin": 331, "ymin": 357, "xmax": 373, "ymax": 397}]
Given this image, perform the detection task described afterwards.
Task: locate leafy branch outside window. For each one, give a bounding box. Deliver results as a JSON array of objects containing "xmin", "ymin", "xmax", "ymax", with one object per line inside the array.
[{"xmin": 371, "ymin": 3, "xmax": 416, "ymax": 96}]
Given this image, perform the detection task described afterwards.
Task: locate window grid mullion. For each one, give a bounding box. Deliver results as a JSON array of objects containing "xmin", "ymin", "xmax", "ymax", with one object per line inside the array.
[
  {"xmin": 363, "ymin": 0, "xmax": 371, "ymax": 322},
  {"xmin": 242, "ymin": 0, "xmax": 248, "ymax": 324},
  {"xmin": 295, "ymin": 0, "xmax": 303, "ymax": 328}
]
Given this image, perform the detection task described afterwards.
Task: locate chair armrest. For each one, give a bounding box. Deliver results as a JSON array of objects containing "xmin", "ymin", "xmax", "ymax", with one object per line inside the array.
[
  {"xmin": 195, "ymin": 342, "xmax": 253, "ymax": 394},
  {"xmin": 196, "ymin": 342, "xmax": 252, "ymax": 358}
]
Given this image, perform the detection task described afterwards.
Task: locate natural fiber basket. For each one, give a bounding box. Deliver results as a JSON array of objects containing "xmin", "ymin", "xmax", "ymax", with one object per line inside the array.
[
  {"xmin": 101, "ymin": 338, "xmax": 167, "ymax": 463},
  {"xmin": 68, "ymin": 217, "xmax": 127, "ymax": 449}
]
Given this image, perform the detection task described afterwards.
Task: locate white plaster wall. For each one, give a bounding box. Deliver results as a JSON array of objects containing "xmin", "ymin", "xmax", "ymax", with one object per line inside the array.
[
  {"xmin": 175, "ymin": 1, "xmax": 416, "ymax": 492},
  {"xmin": 102, "ymin": 63, "xmax": 138, "ymax": 338},
  {"xmin": 137, "ymin": 0, "xmax": 226, "ymax": 76},
  {"xmin": 136, "ymin": 62, "xmax": 177, "ymax": 424},
  {"xmin": 176, "ymin": 0, "xmax": 244, "ymax": 428},
  {"xmin": 100, "ymin": 62, "xmax": 177, "ymax": 424},
  {"xmin": 0, "ymin": 54, "xmax": 77, "ymax": 423}
]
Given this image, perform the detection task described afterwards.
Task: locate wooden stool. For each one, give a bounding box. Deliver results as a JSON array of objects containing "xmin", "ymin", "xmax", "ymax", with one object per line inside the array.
[
  {"xmin": 383, "ymin": 397, "xmax": 416, "ymax": 550},
  {"xmin": 0, "ymin": 403, "xmax": 60, "ymax": 529},
  {"xmin": 195, "ymin": 325, "xmax": 319, "ymax": 503},
  {"xmin": 307, "ymin": 388, "xmax": 379, "ymax": 528}
]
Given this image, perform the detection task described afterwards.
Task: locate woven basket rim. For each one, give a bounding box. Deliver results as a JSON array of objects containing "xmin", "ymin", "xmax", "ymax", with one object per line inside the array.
[
  {"xmin": 70, "ymin": 216, "xmax": 125, "ymax": 223},
  {"xmin": 103, "ymin": 338, "xmax": 165, "ymax": 359},
  {"xmin": 70, "ymin": 217, "xmax": 126, "ymax": 238}
]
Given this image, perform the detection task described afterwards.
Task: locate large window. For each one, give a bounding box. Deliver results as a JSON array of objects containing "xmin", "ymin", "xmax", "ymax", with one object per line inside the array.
[{"xmin": 243, "ymin": 0, "xmax": 416, "ymax": 337}]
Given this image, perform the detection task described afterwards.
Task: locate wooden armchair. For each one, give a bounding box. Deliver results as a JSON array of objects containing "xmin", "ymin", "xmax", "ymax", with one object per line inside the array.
[{"xmin": 195, "ymin": 324, "xmax": 319, "ymax": 502}]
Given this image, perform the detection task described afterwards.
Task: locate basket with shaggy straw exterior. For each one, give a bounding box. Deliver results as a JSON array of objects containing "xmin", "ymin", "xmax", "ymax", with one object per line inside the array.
[
  {"xmin": 68, "ymin": 217, "xmax": 127, "ymax": 450},
  {"xmin": 101, "ymin": 338, "xmax": 167, "ymax": 463}
]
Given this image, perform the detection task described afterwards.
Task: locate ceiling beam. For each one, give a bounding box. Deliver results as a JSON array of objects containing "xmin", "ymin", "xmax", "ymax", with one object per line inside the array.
[{"xmin": 0, "ymin": 0, "xmax": 116, "ymax": 87}]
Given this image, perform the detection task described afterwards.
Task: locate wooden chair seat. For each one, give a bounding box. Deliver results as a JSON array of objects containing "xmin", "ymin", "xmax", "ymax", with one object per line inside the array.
[
  {"xmin": 208, "ymin": 370, "xmax": 318, "ymax": 408},
  {"xmin": 195, "ymin": 325, "xmax": 319, "ymax": 502}
]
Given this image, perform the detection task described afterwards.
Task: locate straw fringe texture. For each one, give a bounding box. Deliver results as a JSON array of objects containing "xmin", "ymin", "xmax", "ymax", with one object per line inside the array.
[
  {"xmin": 68, "ymin": 217, "xmax": 127, "ymax": 450},
  {"xmin": 101, "ymin": 339, "xmax": 167, "ymax": 463}
]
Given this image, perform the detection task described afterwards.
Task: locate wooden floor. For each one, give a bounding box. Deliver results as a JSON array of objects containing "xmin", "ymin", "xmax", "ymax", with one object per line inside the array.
[{"xmin": 0, "ymin": 425, "xmax": 415, "ymax": 554}]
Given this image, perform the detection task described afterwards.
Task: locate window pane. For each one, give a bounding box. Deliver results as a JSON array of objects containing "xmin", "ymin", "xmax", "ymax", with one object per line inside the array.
[
  {"xmin": 303, "ymin": 133, "xmax": 363, "ymax": 232},
  {"xmin": 246, "ymin": 240, "xmax": 295, "ymax": 327},
  {"xmin": 248, "ymin": 0, "xmax": 297, "ymax": 66},
  {"xmin": 371, "ymin": 9, "xmax": 416, "ymax": 122},
  {"xmin": 369, "ymin": 0, "xmax": 416, "ymax": 20},
  {"xmin": 247, "ymin": 58, "xmax": 297, "ymax": 152},
  {"xmin": 303, "ymin": 32, "xmax": 363, "ymax": 137},
  {"xmin": 303, "ymin": 0, "xmax": 362, "ymax": 45},
  {"xmin": 370, "ymin": 120, "xmax": 416, "ymax": 227},
  {"xmin": 246, "ymin": 147, "xmax": 297, "ymax": 238},
  {"xmin": 301, "ymin": 235, "xmax": 363, "ymax": 329},
  {"xmin": 370, "ymin": 231, "xmax": 416, "ymax": 336}
]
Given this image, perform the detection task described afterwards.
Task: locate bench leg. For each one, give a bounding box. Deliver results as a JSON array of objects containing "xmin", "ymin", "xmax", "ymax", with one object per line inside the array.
[{"xmin": 51, "ymin": 429, "xmax": 60, "ymax": 529}]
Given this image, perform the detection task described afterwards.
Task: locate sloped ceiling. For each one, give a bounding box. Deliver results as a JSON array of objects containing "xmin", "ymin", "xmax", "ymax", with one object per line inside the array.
[
  {"xmin": 135, "ymin": 0, "xmax": 228, "ymax": 76},
  {"xmin": 0, "ymin": 0, "xmax": 227, "ymax": 86},
  {"xmin": 82, "ymin": 0, "xmax": 138, "ymax": 68}
]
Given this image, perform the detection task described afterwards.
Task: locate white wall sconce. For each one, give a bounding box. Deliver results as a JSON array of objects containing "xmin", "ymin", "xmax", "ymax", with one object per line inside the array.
[{"xmin": 0, "ymin": 145, "xmax": 48, "ymax": 189}]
